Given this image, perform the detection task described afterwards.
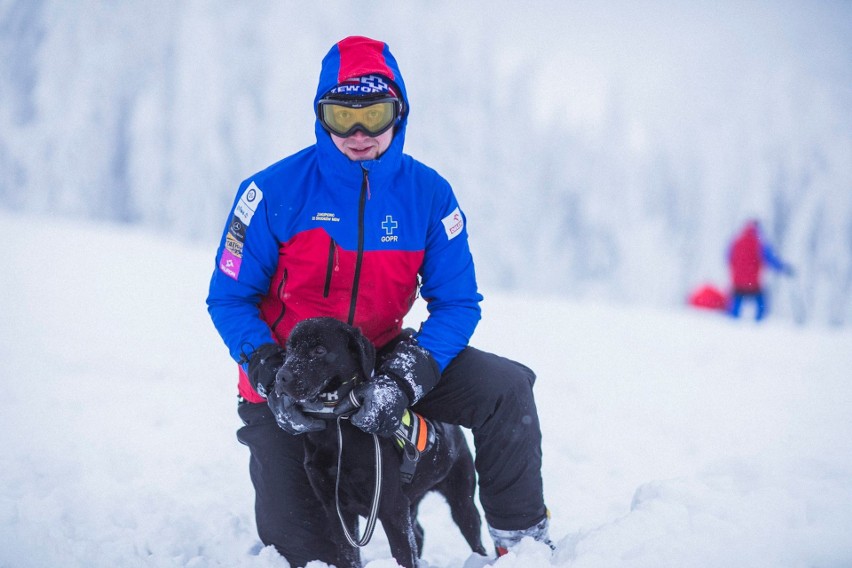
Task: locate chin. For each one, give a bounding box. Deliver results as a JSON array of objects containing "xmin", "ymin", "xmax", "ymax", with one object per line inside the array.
[{"xmin": 347, "ymin": 151, "xmax": 378, "ymax": 161}]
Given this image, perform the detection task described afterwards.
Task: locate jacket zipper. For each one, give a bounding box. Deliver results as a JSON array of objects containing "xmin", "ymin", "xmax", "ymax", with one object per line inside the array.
[
  {"xmin": 347, "ymin": 167, "xmax": 369, "ymax": 325},
  {"xmin": 323, "ymin": 239, "xmax": 336, "ymax": 298},
  {"xmin": 270, "ymin": 268, "xmax": 288, "ymax": 334}
]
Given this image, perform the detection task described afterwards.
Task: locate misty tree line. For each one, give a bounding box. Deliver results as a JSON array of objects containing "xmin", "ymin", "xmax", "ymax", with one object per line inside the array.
[{"xmin": 1, "ymin": 2, "xmax": 849, "ymax": 326}]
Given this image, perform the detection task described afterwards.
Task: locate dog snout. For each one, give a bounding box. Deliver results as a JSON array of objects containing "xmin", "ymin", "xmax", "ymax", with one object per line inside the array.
[
  {"xmin": 276, "ymin": 365, "xmax": 314, "ymax": 401},
  {"xmin": 275, "ymin": 368, "xmax": 299, "ymax": 395},
  {"xmin": 275, "ymin": 366, "xmax": 294, "ymax": 385}
]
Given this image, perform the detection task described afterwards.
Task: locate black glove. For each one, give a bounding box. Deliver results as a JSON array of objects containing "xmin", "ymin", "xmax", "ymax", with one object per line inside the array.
[
  {"xmin": 335, "ymin": 374, "xmax": 409, "ymax": 437},
  {"xmin": 246, "ymin": 342, "xmax": 286, "ymax": 397},
  {"xmin": 335, "ymin": 337, "xmax": 440, "ymax": 437},
  {"xmin": 378, "ymin": 337, "xmax": 441, "ymax": 405},
  {"xmin": 247, "ymin": 342, "xmax": 325, "ymax": 435},
  {"xmin": 267, "ymin": 376, "xmax": 326, "ymax": 435}
]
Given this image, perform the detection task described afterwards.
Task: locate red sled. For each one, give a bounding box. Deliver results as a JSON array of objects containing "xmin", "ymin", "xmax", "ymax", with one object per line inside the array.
[{"xmin": 688, "ymin": 284, "xmax": 728, "ymax": 311}]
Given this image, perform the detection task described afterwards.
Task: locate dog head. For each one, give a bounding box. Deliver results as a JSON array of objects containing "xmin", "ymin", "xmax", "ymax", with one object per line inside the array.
[{"xmin": 276, "ymin": 317, "xmax": 376, "ymax": 412}]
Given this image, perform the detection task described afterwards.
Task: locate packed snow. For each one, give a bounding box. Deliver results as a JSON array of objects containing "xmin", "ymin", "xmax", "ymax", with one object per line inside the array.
[{"xmin": 2, "ymin": 212, "xmax": 851, "ymax": 568}]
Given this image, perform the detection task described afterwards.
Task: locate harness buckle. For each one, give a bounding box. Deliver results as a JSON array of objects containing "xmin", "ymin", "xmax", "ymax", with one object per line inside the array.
[
  {"xmin": 393, "ymin": 409, "xmax": 434, "ymax": 483},
  {"xmin": 399, "ymin": 449, "xmax": 418, "ymax": 484}
]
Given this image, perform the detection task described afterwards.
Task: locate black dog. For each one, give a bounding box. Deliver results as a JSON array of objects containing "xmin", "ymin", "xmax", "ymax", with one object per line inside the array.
[{"xmin": 276, "ymin": 317, "xmax": 486, "ymax": 568}]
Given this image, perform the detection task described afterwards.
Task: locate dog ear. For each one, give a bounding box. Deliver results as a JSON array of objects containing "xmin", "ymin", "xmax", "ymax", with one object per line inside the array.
[{"xmin": 347, "ymin": 326, "xmax": 376, "ymax": 380}]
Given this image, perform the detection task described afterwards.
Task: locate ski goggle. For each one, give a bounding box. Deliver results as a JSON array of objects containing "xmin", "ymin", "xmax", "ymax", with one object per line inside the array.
[{"xmin": 317, "ymin": 96, "xmax": 402, "ymax": 137}]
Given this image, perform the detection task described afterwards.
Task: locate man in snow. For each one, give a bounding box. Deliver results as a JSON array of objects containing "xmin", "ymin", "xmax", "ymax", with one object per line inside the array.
[
  {"xmin": 727, "ymin": 219, "xmax": 794, "ymax": 320},
  {"xmin": 206, "ymin": 36, "xmax": 552, "ymax": 566}
]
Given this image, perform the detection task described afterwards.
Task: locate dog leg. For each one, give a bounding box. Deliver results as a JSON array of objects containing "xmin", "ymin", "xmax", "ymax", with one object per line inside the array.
[
  {"xmin": 410, "ymin": 502, "xmax": 425, "ymax": 557},
  {"xmin": 378, "ymin": 476, "xmax": 419, "ymax": 568},
  {"xmin": 382, "ymin": 512, "xmax": 419, "ymax": 568},
  {"xmin": 434, "ymin": 438, "xmax": 487, "ymax": 555},
  {"xmin": 303, "ymin": 445, "xmax": 363, "ymax": 567},
  {"xmin": 323, "ymin": 509, "xmax": 363, "ymax": 568}
]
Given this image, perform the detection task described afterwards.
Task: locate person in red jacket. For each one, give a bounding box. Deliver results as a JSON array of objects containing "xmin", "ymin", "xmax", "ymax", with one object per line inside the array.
[
  {"xmin": 207, "ymin": 36, "xmax": 552, "ymax": 566},
  {"xmin": 727, "ymin": 219, "xmax": 794, "ymax": 320}
]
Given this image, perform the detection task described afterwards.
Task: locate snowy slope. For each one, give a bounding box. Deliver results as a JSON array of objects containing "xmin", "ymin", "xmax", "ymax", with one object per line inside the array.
[{"xmin": 2, "ymin": 211, "xmax": 851, "ymax": 568}]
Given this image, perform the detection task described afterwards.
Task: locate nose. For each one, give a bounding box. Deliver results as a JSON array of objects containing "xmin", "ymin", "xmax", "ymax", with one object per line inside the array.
[
  {"xmin": 276, "ymin": 367, "xmax": 294, "ymax": 385},
  {"xmin": 349, "ymin": 129, "xmax": 371, "ymax": 140},
  {"xmin": 275, "ymin": 367, "xmax": 310, "ymax": 399}
]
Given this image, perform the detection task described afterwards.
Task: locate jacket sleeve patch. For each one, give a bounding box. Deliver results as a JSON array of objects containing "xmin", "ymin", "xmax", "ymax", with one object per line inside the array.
[
  {"xmin": 219, "ymin": 181, "xmax": 264, "ymax": 280},
  {"xmin": 234, "ymin": 181, "xmax": 263, "ymax": 225},
  {"xmin": 219, "ymin": 249, "xmax": 242, "ymax": 280},
  {"xmin": 441, "ymin": 207, "xmax": 464, "ymax": 241}
]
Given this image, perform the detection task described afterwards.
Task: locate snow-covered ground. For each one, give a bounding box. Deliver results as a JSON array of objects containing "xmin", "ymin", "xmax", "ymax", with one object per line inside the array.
[{"xmin": 2, "ymin": 211, "xmax": 851, "ymax": 568}]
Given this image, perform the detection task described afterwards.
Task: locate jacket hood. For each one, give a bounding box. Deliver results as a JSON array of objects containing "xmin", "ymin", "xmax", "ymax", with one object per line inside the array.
[
  {"xmin": 313, "ymin": 36, "xmax": 409, "ymax": 183},
  {"xmin": 739, "ymin": 220, "xmax": 760, "ymax": 241}
]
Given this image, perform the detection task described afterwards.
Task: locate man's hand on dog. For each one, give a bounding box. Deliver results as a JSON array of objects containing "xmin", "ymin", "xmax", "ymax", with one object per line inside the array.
[
  {"xmin": 247, "ymin": 342, "xmax": 326, "ymax": 435},
  {"xmin": 334, "ymin": 375, "xmax": 409, "ymax": 437},
  {"xmin": 335, "ymin": 337, "xmax": 440, "ymax": 437},
  {"xmin": 246, "ymin": 342, "xmax": 287, "ymax": 398},
  {"xmin": 268, "ymin": 380, "xmax": 327, "ymax": 434}
]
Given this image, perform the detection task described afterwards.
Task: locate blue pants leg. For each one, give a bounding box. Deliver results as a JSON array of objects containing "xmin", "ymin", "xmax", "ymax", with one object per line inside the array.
[
  {"xmin": 729, "ymin": 294, "xmax": 744, "ymax": 318},
  {"xmin": 754, "ymin": 292, "xmax": 766, "ymax": 321}
]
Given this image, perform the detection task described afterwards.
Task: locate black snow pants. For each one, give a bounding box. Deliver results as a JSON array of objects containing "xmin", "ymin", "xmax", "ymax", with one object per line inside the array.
[{"xmin": 236, "ymin": 345, "xmax": 547, "ymax": 567}]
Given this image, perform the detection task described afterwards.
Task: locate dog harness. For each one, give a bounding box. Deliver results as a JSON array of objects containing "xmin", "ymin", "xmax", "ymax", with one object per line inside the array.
[
  {"xmin": 395, "ymin": 409, "xmax": 436, "ymax": 483},
  {"xmin": 304, "ymin": 377, "xmax": 435, "ymax": 484},
  {"xmin": 306, "ymin": 387, "xmax": 435, "ymax": 548}
]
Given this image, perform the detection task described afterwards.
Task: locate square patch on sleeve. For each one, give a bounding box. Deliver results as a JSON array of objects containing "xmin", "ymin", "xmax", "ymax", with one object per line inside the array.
[{"xmin": 441, "ymin": 207, "xmax": 464, "ymax": 240}]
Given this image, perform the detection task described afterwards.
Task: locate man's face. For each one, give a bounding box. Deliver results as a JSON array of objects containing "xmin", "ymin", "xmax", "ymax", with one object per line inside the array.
[{"xmin": 331, "ymin": 129, "xmax": 393, "ymax": 161}]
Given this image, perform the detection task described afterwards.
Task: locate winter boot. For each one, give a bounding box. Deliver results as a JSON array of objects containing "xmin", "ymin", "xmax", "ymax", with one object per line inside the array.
[{"xmin": 489, "ymin": 514, "xmax": 555, "ymax": 557}]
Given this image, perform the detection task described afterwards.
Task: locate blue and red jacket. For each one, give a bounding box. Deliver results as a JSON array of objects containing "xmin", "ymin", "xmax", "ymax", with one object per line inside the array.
[{"xmin": 207, "ymin": 36, "xmax": 482, "ymax": 403}]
